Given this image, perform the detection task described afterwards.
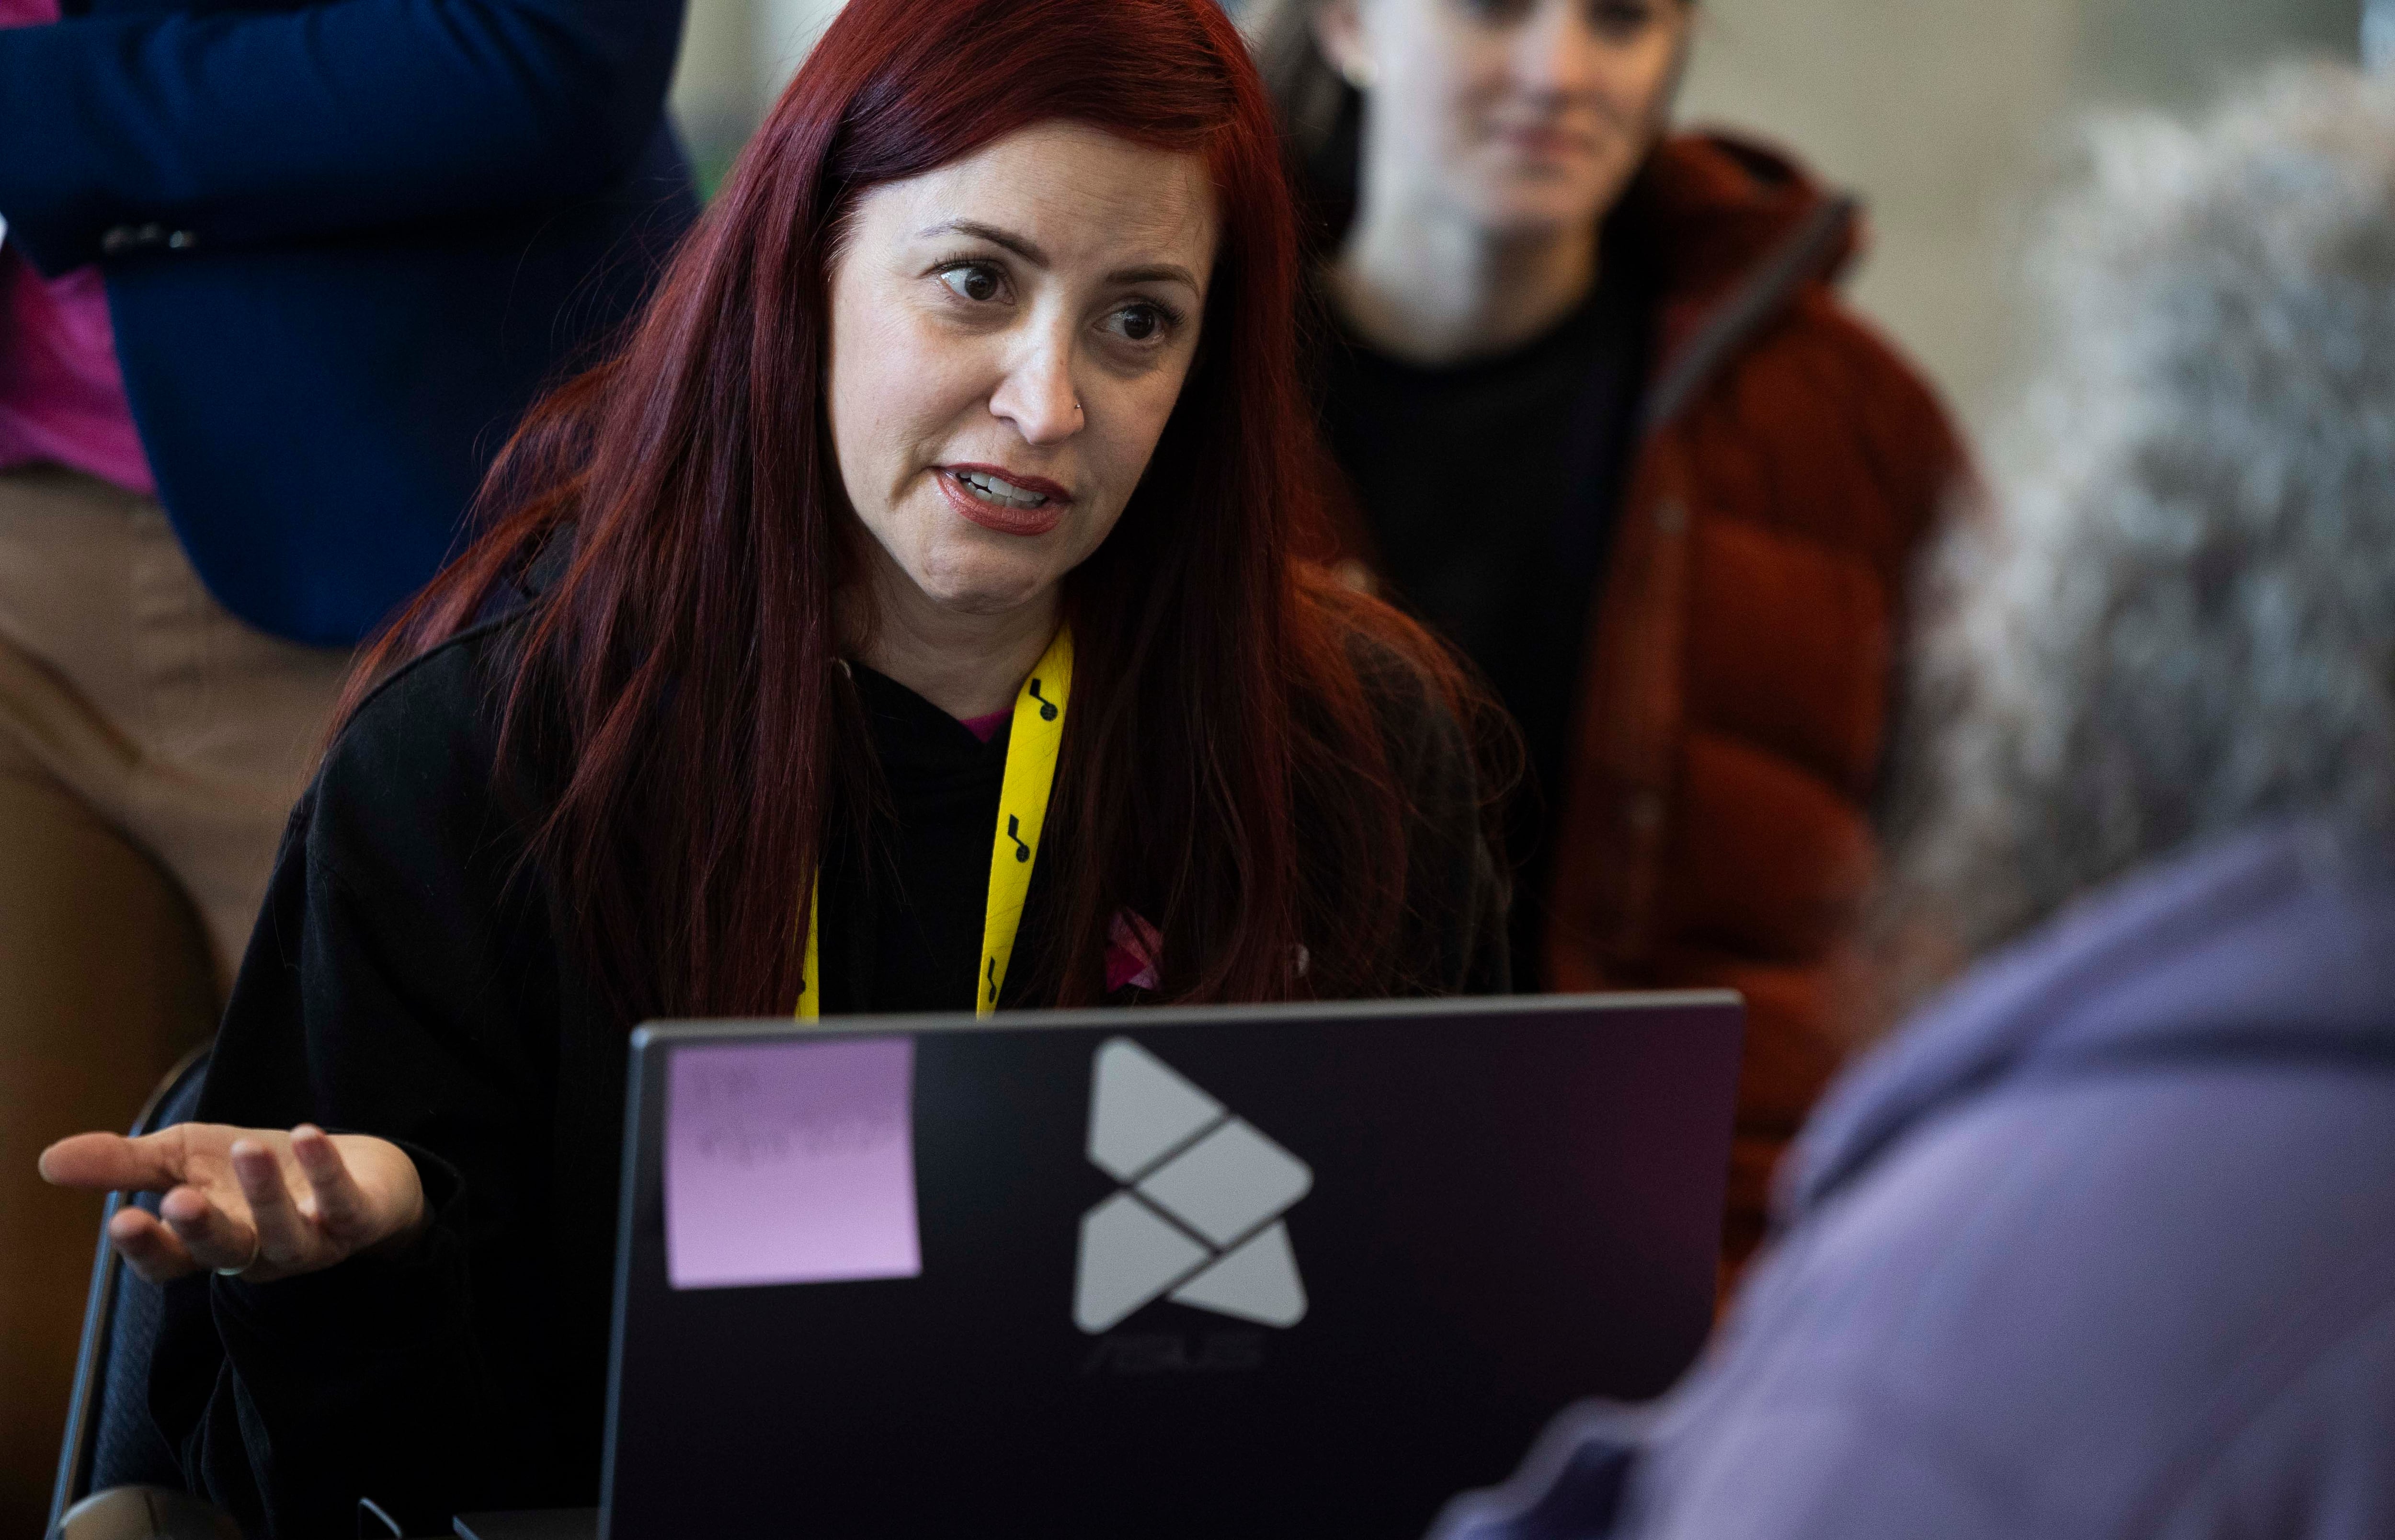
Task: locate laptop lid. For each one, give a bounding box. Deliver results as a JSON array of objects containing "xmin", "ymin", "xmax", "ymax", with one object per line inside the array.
[{"xmin": 601, "ymin": 992, "xmax": 1742, "ymax": 1538}]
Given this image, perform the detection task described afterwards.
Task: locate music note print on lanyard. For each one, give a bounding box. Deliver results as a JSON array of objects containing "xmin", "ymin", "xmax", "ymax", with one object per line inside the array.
[{"xmin": 797, "ymin": 627, "xmax": 1074, "ymax": 1021}]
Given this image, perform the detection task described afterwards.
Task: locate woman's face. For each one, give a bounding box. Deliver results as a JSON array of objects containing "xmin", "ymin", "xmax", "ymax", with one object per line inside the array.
[
  {"xmin": 826, "ymin": 122, "xmax": 1219, "ymax": 621},
  {"xmin": 1318, "ymin": 0, "xmax": 1692, "ymax": 236}
]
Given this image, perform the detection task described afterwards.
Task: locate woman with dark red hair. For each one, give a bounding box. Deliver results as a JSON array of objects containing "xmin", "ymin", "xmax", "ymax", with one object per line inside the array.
[{"xmin": 36, "ymin": 0, "xmax": 1505, "ymax": 1530}]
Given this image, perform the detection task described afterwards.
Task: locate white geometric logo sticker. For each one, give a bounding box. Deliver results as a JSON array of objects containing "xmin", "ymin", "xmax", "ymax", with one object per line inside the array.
[{"xmin": 1072, "ymin": 1038, "xmax": 1312, "ymax": 1334}]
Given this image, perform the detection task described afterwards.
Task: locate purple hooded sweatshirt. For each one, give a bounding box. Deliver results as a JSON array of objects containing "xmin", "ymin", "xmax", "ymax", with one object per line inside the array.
[{"xmin": 1435, "ymin": 822, "xmax": 2395, "ymax": 1540}]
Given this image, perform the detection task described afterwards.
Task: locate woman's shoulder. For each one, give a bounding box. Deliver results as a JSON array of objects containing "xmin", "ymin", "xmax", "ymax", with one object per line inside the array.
[
  {"xmin": 1781, "ymin": 291, "xmax": 1966, "ymax": 463},
  {"xmin": 302, "ymin": 606, "xmax": 557, "ymax": 887},
  {"xmin": 320, "ymin": 526, "xmax": 575, "ymax": 799},
  {"xmin": 1639, "ymin": 133, "xmax": 1967, "ymax": 489},
  {"xmin": 1311, "ymin": 575, "xmax": 1465, "ymax": 719},
  {"xmin": 323, "ymin": 610, "xmax": 530, "ymax": 789},
  {"xmin": 1300, "ymin": 575, "xmax": 1512, "ymax": 993},
  {"xmin": 1303, "ymin": 574, "xmax": 1499, "ymax": 812}
]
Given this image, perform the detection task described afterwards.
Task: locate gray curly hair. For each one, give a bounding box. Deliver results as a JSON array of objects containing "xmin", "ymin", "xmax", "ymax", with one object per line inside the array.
[{"xmin": 1885, "ymin": 62, "xmax": 2395, "ymax": 977}]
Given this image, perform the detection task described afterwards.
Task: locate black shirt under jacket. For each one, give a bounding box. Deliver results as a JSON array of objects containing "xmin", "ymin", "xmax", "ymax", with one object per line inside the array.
[
  {"xmin": 154, "ymin": 599, "xmax": 1507, "ymax": 1538},
  {"xmin": 1321, "ymin": 253, "xmax": 1655, "ymax": 991}
]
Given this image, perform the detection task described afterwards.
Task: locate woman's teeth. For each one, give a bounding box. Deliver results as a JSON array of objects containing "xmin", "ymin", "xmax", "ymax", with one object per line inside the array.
[{"xmin": 955, "ymin": 469, "xmax": 1048, "ymax": 509}]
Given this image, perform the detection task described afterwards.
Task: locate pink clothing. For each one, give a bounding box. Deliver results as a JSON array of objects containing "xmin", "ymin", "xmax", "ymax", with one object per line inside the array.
[
  {"xmin": 0, "ymin": 0, "xmax": 155, "ymax": 495},
  {"xmin": 1106, "ymin": 910, "xmax": 1163, "ymax": 993},
  {"xmin": 958, "ymin": 707, "xmax": 1010, "ymax": 744}
]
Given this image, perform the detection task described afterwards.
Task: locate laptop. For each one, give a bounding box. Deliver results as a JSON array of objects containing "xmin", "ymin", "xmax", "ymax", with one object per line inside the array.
[{"xmin": 457, "ymin": 991, "xmax": 1741, "ymax": 1540}]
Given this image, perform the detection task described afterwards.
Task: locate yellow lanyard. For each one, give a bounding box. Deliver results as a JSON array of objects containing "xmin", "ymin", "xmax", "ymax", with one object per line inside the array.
[{"xmin": 797, "ymin": 627, "xmax": 1074, "ymax": 1021}]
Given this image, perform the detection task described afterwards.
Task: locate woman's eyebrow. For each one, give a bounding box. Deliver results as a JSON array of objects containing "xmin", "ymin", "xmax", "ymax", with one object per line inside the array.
[
  {"xmin": 916, "ymin": 219, "xmax": 1199, "ymax": 292},
  {"xmin": 917, "ymin": 218, "xmax": 1046, "ymax": 264},
  {"xmin": 1109, "ymin": 263, "xmax": 1200, "ymax": 292}
]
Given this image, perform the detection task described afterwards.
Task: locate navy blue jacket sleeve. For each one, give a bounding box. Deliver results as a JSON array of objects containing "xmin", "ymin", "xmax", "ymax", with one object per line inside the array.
[{"xmin": 0, "ymin": 0, "xmax": 686, "ymax": 274}]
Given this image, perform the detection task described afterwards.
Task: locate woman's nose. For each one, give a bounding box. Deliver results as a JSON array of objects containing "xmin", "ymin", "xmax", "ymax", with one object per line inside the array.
[
  {"xmin": 988, "ymin": 335, "xmax": 1083, "ymax": 445},
  {"xmin": 1512, "ymin": 0, "xmax": 1604, "ymax": 96}
]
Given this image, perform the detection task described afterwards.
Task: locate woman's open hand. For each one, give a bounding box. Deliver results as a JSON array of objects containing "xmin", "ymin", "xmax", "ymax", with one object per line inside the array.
[{"xmin": 38, "ymin": 1123, "xmax": 427, "ymax": 1285}]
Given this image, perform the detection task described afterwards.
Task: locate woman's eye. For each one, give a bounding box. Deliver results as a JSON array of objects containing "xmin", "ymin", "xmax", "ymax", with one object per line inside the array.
[
  {"xmin": 1587, "ymin": 0, "xmax": 1658, "ymax": 35},
  {"xmin": 1106, "ymin": 303, "xmax": 1173, "ymax": 345},
  {"xmin": 938, "ymin": 263, "xmax": 1004, "ymax": 303}
]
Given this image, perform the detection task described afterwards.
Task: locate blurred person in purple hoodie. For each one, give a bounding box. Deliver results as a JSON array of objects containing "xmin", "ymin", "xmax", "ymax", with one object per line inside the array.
[{"xmin": 1431, "ymin": 61, "xmax": 2395, "ymax": 1540}]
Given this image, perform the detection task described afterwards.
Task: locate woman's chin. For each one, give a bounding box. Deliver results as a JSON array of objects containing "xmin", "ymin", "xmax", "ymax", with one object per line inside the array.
[
  {"xmin": 1457, "ymin": 162, "xmax": 1633, "ymax": 240},
  {"xmin": 901, "ymin": 557, "xmax": 1062, "ymax": 619}
]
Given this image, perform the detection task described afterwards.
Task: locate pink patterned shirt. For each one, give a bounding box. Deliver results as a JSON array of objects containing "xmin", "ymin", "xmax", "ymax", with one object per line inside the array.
[{"xmin": 0, "ymin": 0, "xmax": 155, "ymax": 494}]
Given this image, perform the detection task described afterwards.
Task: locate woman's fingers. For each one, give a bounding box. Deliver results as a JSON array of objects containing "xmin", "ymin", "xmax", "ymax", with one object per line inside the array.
[
  {"xmin": 231, "ymin": 1140, "xmax": 309, "ymax": 1272},
  {"xmin": 291, "ymin": 1125, "xmax": 371, "ymax": 1243},
  {"xmin": 107, "ymin": 1206, "xmax": 202, "ymax": 1285},
  {"xmin": 46, "ymin": 1121, "xmax": 423, "ymax": 1282},
  {"xmin": 159, "ymin": 1182, "xmax": 261, "ymax": 1275},
  {"xmin": 38, "ymin": 1130, "xmax": 185, "ymax": 1193}
]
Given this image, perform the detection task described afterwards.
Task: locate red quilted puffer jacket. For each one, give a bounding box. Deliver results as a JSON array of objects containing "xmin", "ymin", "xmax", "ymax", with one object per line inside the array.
[
  {"xmin": 1542, "ymin": 133, "xmax": 1967, "ymax": 1272},
  {"xmin": 1324, "ymin": 132, "xmax": 1968, "ymax": 1276}
]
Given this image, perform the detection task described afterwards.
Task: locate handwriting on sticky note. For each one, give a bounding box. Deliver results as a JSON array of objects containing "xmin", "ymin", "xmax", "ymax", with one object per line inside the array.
[{"xmin": 664, "ymin": 1038, "xmax": 922, "ymax": 1290}]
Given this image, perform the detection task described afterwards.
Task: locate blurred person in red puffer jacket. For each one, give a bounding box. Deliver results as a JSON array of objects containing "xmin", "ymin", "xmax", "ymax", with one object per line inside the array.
[{"xmin": 1249, "ymin": 0, "xmax": 1969, "ymax": 1278}]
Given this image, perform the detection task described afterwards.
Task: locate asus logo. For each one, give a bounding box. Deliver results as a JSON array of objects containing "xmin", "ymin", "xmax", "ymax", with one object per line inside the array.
[
  {"xmin": 1072, "ymin": 1038, "xmax": 1312, "ymax": 1334},
  {"xmin": 1080, "ymin": 1329, "xmax": 1267, "ymax": 1376}
]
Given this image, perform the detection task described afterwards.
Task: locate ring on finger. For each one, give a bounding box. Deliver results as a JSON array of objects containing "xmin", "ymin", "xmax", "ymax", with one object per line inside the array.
[{"xmin": 216, "ymin": 1234, "xmax": 263, "ymax": 1279}]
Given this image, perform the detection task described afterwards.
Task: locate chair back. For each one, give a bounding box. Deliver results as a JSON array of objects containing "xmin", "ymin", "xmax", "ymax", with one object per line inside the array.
[
  {"xmin": 47, "ymin": 1043, "xmax": 215, "ymax": 1532},
  {"xmin": 50, "ymin": 1485, "xmax": 243, "ymax": 1540}
]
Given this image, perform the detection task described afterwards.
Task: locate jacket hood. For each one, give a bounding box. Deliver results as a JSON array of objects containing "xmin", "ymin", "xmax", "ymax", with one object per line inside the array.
[
  {"xmin": 1629, "ymin": 131, "xmax": 1864, "ymax": 300},
  {"xmin": 1785, "ymin": 821, "xmax": 2395, "ymax": 1218},
  {"xmin": 1622, "ymin": 132, "xmax": 1867, "ymax": 430}
]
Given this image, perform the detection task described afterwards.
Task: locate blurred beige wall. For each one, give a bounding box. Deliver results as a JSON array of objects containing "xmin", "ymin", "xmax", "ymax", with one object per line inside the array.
[
  {"xmin": 667, "ymin": 0, "xmax": 2364, "ymax": 433},
  {"xmin": 669, "ymin": 0, "xmax": 842, "ymax": 183},
  {"xmin": 1675, "ymin": 1, "xmax": 2077, "ymax": 436},
  {"xmin": 1677, "ymin": 0, "xmax": 2361, "ymax": 434}
]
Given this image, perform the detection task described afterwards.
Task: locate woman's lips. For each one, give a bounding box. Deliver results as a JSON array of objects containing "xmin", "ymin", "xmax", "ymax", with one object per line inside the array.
[
  {"xmin": 938, "ymin": 465, "xmax": 1068, "ymax": 537},
  {"xmin": 1494, "ymin": 125, "xmax": 1595, "ymax": 161}
]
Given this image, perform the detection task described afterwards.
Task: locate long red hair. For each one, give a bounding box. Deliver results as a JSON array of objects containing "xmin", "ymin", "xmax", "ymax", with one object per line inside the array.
[{"xmin": 355, "ymin": 0, "xmax": 1476, "ymax": 1022}]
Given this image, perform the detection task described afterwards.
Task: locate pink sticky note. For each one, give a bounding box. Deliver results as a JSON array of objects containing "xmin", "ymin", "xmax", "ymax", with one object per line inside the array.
[{"xmin": 664, "ymin": 1037, "xmax": 922, "ymax": 1290}]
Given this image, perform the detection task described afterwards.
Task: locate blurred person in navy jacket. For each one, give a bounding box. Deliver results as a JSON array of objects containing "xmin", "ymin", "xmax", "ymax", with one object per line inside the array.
[
  {"xmin": 0, "ymin": 0, "xmax": 691, "ymax": 1521},
  {"xmin": 1431, "ymin": 61, "xmax": 2395, "ymax": 1540}
]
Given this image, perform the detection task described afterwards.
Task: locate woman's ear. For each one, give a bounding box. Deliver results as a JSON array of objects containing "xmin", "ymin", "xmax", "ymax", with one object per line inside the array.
[{"xmin": 1311, "ymin": 0, "xmax": 1375, "ymax": 91}]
